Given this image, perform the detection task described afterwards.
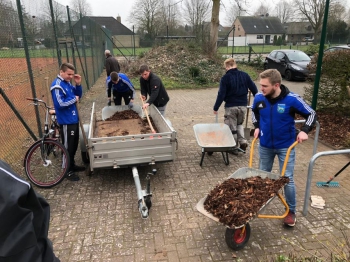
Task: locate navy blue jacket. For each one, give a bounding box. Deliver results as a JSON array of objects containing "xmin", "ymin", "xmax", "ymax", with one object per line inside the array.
[
  {"xmin": 106, "ymin": 73, "xmax": 135, "ymax": 99},
  {"xmin": 213, "ymin": 68, "xmax": 258, "ymax": 111},
  {"xmin": 252, "ymin": 85, "xmax": 316, "ymax": 149}
]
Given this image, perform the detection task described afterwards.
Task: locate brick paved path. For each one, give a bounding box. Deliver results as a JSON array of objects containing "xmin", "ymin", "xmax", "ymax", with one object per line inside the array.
[{"xmin": 36, "ymin": 75, "xmax": 350, "ymax": 262}]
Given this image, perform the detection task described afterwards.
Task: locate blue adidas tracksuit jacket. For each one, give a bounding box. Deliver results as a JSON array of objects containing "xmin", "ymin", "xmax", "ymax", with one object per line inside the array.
[
  {"xmin": 106, "ymin": 73, "xmax": 135, "ymax": 99},
  {"xmin": 50, "ymin": 75, "xmax": 83, "ymax": 125},
  {"xmin": 252, "ymin": 85, "xmax": 316, "ymax": 149}
]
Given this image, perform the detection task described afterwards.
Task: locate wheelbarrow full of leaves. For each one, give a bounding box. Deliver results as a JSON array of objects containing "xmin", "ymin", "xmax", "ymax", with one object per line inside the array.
[{"xmin": 196, "ymin": 138, "xmax": 298, "ymax": 250}]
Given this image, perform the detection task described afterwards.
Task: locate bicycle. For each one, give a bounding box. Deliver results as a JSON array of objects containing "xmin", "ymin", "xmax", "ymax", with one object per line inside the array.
[{"xmin": 23, "ymin": 98, "xmax": 70, "ymax": 188}]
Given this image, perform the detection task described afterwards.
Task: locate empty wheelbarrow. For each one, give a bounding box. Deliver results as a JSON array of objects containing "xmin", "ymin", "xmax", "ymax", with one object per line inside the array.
[{"xmin": 193, "ymin": 115, "xmax": 236, "ymax": 166}]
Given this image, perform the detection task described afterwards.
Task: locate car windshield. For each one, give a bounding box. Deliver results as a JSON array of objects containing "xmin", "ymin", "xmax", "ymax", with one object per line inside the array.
[{"xmin": 286, "ymin": 52, "xmax": 310, "ymax": 62}]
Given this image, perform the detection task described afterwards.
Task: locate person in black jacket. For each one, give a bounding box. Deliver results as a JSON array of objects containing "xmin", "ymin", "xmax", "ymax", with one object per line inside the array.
[
  {"xmin": 213, "ymin": 58, "xmax": 258, "ymax": 153},
  {"xmin": 105, "ymin": 50, "xmax": 120, "ymax": 76},
  {"xmin": 139, "ymin": 64, "xmax": 169, "ymax": 116},
  {"xmin": 0, "ymin": 159, "xmax": 60, "ymax": 262}
]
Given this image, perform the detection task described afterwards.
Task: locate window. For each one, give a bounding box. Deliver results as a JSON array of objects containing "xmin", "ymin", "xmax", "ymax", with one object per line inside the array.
[
  {"xmin": 266, "ymin": 25, "xmax": 269, "ymax": 28},
  {"xmin": 276, "ymin": 52, "xmax": 285, "ymax": 60},
  {"xmin": 257, "ymin": 35, "xmax": 263, "ymax": 39}
]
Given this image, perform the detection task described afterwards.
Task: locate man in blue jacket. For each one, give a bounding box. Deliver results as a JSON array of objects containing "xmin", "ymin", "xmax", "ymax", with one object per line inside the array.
[
  {"xmin": 213, "ymin": 58, "xmax": 258, "ymax": 153},
  {"xmin": 51, "ymin": 63, "xmax": 85, "ymax": 181},
  {"xmin": 252, "ymin": 69, "xmax": 316, "ymax": 227},
  {"xmin": 106, "ymin": 71, "xmax": 135, "ymax": 107}
]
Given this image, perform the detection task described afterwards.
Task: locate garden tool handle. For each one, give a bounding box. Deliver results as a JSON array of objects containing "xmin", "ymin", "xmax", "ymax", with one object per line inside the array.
[
  {"xmin": 245, "ymin": 91, "xmax": 251, "ymax": 128},
  {"xmin": 139, "ymin": 94, "xmax": 156, "ymax": 134},
  {"xmin": 76, "ymin": 102, "xmax": 88, "ymax": 147}
]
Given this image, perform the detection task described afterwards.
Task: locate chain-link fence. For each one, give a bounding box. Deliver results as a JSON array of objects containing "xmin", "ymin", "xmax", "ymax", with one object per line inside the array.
[{"xmin": 0, "ymin": 0, "xmax": 111, "ymax": 174}]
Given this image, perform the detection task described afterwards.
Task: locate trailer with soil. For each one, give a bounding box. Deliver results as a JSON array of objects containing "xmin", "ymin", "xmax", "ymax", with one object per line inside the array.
[{"xmin": 80, "ymin": 103, "xmax": 177, "ymax": 218}]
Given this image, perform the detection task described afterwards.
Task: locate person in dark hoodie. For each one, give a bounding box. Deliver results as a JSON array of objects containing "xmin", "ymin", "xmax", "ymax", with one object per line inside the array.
[
  {"xmin": 105, "ymin": 50, "xmax": 120, "ymax": 76},
  {"xmin": 0, "ymin": 159, "xmax": 60, "ymax": 262},
  {"xmin": 139, "ymin": 64, "xmax": 169, "ymax": 116},
  {"xmin": 252, "ymin": 69, "xmax": 316, "ymax": 227},
  {"xmin": 213, "ymin": 58, "xmax": 258, "ymax": 153}
]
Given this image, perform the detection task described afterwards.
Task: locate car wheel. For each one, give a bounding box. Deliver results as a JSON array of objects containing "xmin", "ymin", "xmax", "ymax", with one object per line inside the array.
[{"xmin": 285, "ymin": 70, "xmax": 293, "ymax": 81}]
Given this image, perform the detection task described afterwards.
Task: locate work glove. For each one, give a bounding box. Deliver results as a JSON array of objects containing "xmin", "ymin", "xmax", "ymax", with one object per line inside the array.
[
  {"xmin": 107, "ymin": 101, "xmax": 111, "ymax": 106},
  {"xmin": 128, "ymin": 101, "xmax": 133, "ymax": 109}
]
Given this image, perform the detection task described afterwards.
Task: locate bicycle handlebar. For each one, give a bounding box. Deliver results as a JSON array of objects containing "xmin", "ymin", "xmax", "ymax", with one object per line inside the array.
[{"xmin": 26, "ymin": 97, "xmax": 52, "ymax": 110}]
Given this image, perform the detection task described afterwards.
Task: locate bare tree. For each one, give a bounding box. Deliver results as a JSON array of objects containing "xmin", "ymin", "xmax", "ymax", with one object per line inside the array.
[
  {"xmin": 274, "ymin": 0, "xmax": 293, "ymax": 23},
  {"xmin": 254, "ymin": 3, "xmax": 272, "ymax": 16},
  {"xmin": 70, "ymin": 0, "xmax": 92, "ymax": 16},
  {"xmin": 182, "ymin": 0, "xmax": 211, "ymax": 40},
  {"xmin": 157, "ymin": 0, "xmax": 183, "ymax": 35},
  {"xmin": 129, "ymin": 0, "xmax": 163, "ymax": 41},
  {"xmin": 224, "ymin": 1, "xmax": 248, "ymax": 26},
  {"xmin": 208, "ymin": 0, "xmax": 250, "ymax": 55},
  {"xmin": 295, "ymin": 0, "xmax": 340, "ymax": 39}
]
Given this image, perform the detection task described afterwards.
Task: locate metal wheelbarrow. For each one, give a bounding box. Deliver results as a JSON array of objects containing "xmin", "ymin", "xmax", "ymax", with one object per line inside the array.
[
  {"xmin": 193, "ymin": 115, "xmax": 236, "ymax": 166},
  {"xmin": 196, "ymin": 138, "xmax": 298, "ymax": 250}
]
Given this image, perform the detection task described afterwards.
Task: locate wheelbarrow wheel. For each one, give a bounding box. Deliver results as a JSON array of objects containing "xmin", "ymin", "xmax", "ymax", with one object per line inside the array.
[
  {"xmin": 225, "ymin": 223, "xmax": 251, "ymax": 251},
  {"xmin": 145, "ymin": 196, "xmax": 152, "ymax": 210}
]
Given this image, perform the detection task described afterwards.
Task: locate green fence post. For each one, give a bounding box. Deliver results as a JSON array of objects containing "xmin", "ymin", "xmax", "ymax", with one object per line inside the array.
[
  {"xmin": 49, "ymin": 0, "xmax": 62, "ymax": 67},
  {"xmin": 80, "ymin": 14, "xmax": 90, "ymax": 89},
  {"xmin": 312, "ymin": 0, "xmax": 330, "ymax": 110},
  {"xmin": 16, "ymin": 0, "xmax": 42, "ymax": 138}
]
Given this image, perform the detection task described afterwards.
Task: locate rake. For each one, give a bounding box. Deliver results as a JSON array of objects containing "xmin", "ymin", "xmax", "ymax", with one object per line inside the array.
[{"xmin": 316, "ymin": 161, "xmax": 350, "ymax": 187}]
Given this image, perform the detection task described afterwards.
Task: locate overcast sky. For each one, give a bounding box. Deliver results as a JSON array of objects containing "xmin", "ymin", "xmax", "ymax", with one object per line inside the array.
[{"xmin": 51, "ymin": 0, "xmax": 262, "ymax": 28}]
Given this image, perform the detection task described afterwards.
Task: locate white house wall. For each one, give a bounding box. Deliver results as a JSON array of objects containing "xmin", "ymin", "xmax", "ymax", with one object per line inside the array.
[{"xmin": 228, "ymin": 34, "xmax": 283, "ymax": 46}]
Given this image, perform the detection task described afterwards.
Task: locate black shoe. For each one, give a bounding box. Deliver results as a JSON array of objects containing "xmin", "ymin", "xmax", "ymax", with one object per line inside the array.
[
  {"xmin": 71, "ymin": 165, "xmax": 86, "ymax": 172},
  {"xmin": 239, "ymin": 143, "xmax": 248, "ymax": 152},
  {"xmin": 229, "ymin": 148, "xmax": 239, "ymax": 155},
  {"xmin": 66, "ymin": 171, "xmax": 80, "ymax": 181}
]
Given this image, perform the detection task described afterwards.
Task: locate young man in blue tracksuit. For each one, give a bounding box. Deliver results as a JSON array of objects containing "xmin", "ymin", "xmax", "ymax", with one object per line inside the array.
[
  {"xmin": 106, "ymin": 71, "xmax": 135, "ymax": 107},
  {"xmin": 51, "ymin": 62, "xmax": 85, "ymax": 181},
  {"xmin": 252, "ymin": 69, "xmax": 316, "ymax": 227}
]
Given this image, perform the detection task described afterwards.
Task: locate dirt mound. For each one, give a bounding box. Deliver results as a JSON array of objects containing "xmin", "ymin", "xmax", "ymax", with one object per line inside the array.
[
  {"xmin": 129, "ymin": 42, "xmax": 224, "ymax": 85},
  {"xmin": 95, "ymin": 110, "xmax": 157, "ymax": 137}
]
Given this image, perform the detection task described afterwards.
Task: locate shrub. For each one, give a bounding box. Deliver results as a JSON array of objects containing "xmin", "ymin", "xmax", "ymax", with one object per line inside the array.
[
  {"xmin": 189, "ymin": 66, "xmax": 200, "ymax": 77},
  {"xmin": 305, "ymin": 50, "xmax": 350, "ymax": 115}
]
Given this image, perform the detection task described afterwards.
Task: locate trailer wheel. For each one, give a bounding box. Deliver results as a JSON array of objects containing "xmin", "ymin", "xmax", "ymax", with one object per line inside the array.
[
  {"xmin": 145, "ymin": 196, "xmax": 152, "ymax": 210},
  {"xmin": 225, "ymin": 223, "xmax": 251, "ymax": 251},
  {"xmin": 81, "ymin": 151, "xmax": 90, "ymax": 164},
  {"xmin": 207, "ymin": 152, "xmax": 214, "ymax": 156}
]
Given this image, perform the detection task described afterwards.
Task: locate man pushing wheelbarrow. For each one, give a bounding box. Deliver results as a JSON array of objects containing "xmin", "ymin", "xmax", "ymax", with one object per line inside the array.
[{"xmin": 251, "ymin": 69, "xmax": 317, "ymax": 227}]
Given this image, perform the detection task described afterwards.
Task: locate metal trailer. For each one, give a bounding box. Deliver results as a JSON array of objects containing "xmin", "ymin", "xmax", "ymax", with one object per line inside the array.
[{"xmin": 80, "ymin": 103, "xmax": 177, "ymax": 219}]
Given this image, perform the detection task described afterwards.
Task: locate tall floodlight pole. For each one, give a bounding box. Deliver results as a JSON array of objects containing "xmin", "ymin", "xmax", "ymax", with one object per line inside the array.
[{"xmin": 312, "ymin": 0, "xmax": 330, "ymax": 110}]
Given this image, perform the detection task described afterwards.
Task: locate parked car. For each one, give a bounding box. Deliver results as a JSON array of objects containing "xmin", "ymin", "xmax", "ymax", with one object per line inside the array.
[
  {"xmin": 324, "ymin": 44, "xmax": 350, "ymax": 53},
  {"xmin": 263, "ymin": 50, "xmax": 311, "ymax": 81}
]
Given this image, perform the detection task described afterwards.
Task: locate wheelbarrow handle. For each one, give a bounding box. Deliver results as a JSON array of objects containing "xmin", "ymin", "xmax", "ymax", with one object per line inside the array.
[{"xmin": 249, "ymin": 138, "xmax": 298, "ymax": 177}]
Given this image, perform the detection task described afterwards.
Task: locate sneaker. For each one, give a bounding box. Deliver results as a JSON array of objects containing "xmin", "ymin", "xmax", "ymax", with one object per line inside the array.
[
  {"xmin": 284, "ymin": 211, "xmax": 296, "ymax": 227},
  {"xmin": 239, "ymin": 143, "xmax": 248, "ymax": 152},
  {"xmin": 66, "ymin": 171, "xmax": 80, "ymax": 181},
  {"xmin": 71, "ymin": 165, "xmax": 86, "ymax": 172}
]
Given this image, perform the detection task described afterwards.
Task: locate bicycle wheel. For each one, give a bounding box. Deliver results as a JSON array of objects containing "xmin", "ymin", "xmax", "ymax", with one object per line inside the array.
[{"xmin": 24, "ymin": 139, "xmax": 70, "ymax": 188}]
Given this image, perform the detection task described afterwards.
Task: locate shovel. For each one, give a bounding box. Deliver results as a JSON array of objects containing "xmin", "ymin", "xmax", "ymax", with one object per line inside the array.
[
  {"xmin": 139, "ymin": 94, "xmax": 156, "ymax": 134},
  {"xmin": 244, "ymin": 91, "xmax": 252, "ymax": 139}
]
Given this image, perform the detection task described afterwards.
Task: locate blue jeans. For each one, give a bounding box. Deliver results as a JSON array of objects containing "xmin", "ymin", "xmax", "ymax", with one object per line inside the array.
[{"xmin": 259, "ymin": 145, "xmax": 296, "ymax": 213}]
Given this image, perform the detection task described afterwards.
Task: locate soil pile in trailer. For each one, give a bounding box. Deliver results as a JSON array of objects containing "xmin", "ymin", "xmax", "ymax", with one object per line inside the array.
[
  {"xmin": 95, "ymin": 110, "xmax": 158, "ymax": 137},
  {"xmin": 204, "ymin": 176, "xmax": 289, "ymax": 227}
]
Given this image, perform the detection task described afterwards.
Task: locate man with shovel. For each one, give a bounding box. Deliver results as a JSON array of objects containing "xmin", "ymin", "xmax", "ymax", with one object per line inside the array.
[
  {"xmin": 51, "ymin": 62, "xmax": 85, "ymax": 181},
  {"xmin": 213, "ymin": 58, "xmax": 258, "ymax": 153}
]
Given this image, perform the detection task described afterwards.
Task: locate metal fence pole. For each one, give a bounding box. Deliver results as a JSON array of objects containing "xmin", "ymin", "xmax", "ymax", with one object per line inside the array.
[
  {"xmin": 49, "ymin": 0, "xmax": 62, "ymax": 67},
  {"xmin": 80, "ymin": 14, "xmax": 90, "ymax": 89},
  {"xmin": 16, "ymin": 0, "xmax": 42, "ymax": 138},
  {"xmin": 89, "ymin": 19, "xmax": 96, "ymax": 83}
]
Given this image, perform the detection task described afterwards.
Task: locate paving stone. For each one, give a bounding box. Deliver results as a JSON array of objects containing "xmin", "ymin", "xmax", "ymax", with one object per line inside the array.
[{"xmin": 33, "ymin": 74, "xmax": 350, "ymax": 261}]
